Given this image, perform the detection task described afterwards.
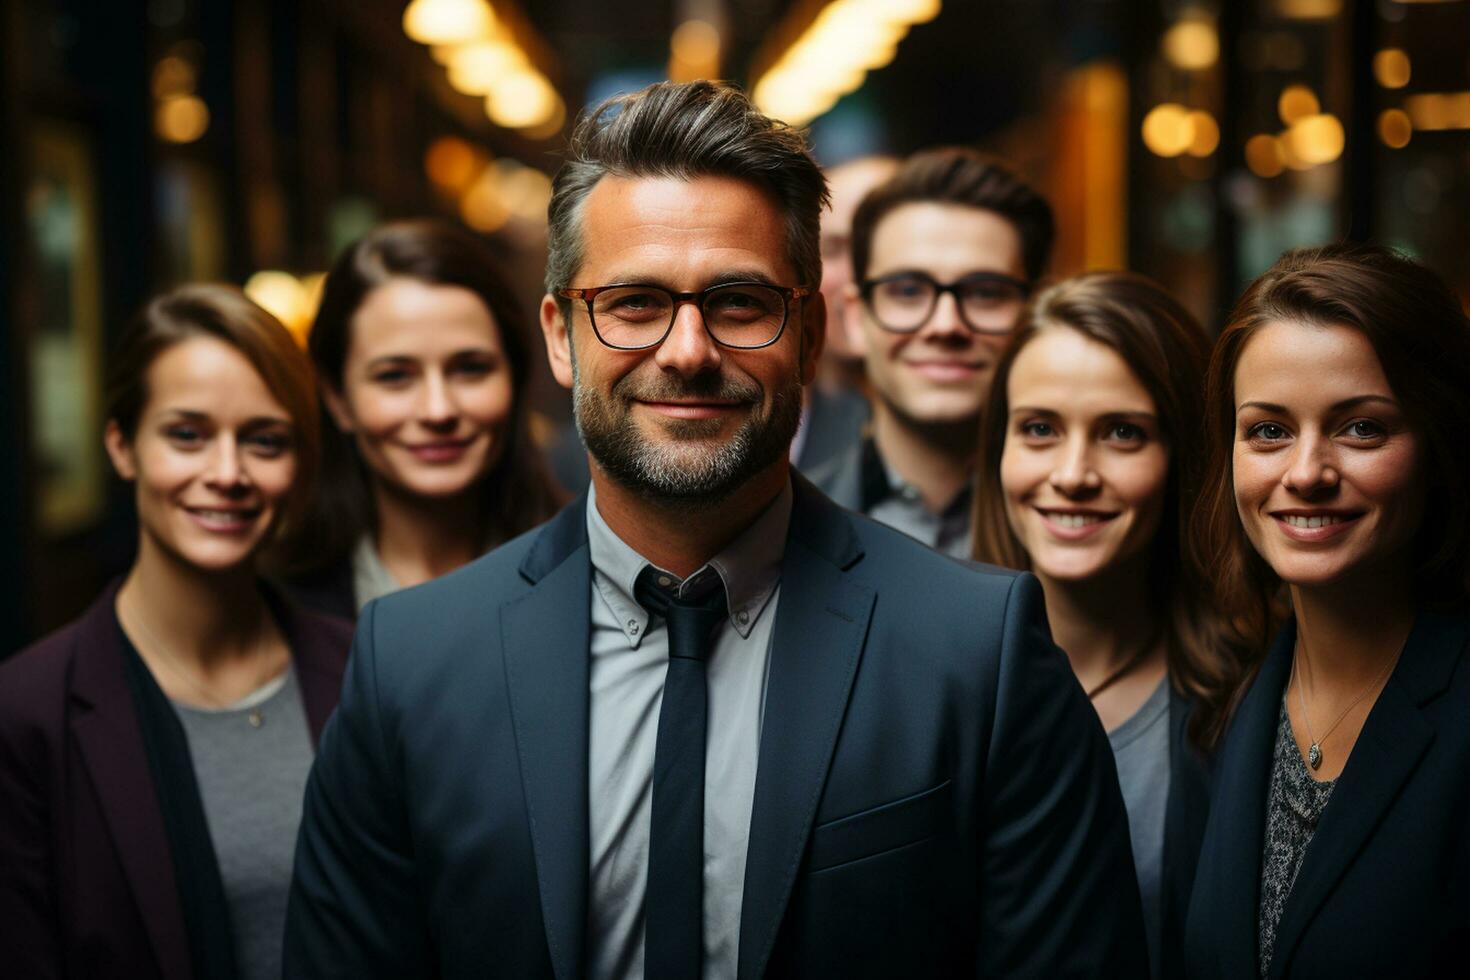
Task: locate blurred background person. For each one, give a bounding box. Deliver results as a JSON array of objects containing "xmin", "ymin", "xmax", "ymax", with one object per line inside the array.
[
  {"xmin": 787, "ymin": 156, "xmax": 898, "ymax": 479},
  {"xmin": 973, "ymin": 271, "xmax": 1220, "ymax": 979},
  {"xmin": 812, "ymin": 147, "xmax": 1053, "ymax": 557},
  {"xmin": 0, "ymin": 285, "xmax": 351, "ymax": 980},
  {"xmin": 815, "ymin": 155, "xmax": 899, "ymax": 393},
  {"xmin": 1187, "ymin": 245, "xmax": 1470, "ymax": 979},
  {"xmin": 279, "ymin": 220, "xmax": 562, "ymax": 619}
]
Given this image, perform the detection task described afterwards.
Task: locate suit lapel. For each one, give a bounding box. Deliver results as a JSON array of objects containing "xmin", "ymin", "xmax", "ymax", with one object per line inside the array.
[
  {"xmin": 738, "ymin": 479, "xmax": 873, "ymax": 980},
  {"xmin": 501, "ymin": 499, "xmax": 592, "ymax": 980},
  {"xmin": 1209, "ymin": 624, "xmax": 1295, "ymax": 980},
  {"xmin": 68, "ymin": 586, "xmax": 192, "ymax": 980},
  {"xmin": 1267, "ymin": 611, "xmax": 1466, "ymax": 978}
]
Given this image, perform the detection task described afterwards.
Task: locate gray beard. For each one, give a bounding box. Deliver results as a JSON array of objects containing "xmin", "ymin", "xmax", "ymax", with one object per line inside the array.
[{"xmin": 573, "ymin": 361, "xmax": 802, "ymax": 508}]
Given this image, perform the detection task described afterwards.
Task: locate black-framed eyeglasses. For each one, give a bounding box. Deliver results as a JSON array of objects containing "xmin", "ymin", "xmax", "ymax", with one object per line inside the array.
[
  {"xmin": 859, "ymin": 271, "xmax": 1031, "ymax": 336},
  {"xmin": 557, "ymin": 281, "xmax": 811, "ymax": 351}
]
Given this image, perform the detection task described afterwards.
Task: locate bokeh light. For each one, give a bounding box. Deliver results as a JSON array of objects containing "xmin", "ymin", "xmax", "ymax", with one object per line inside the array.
[
  {"xmin": 1373, "ymin": 48, "xmax": 1411, "ymax": 89},
  {"xmin": 1277, "ymin": 85, "xmax": 1320, "ymax": 125},
  {"xmin": 1244, "ymin": 133, "xmax": 1286, "ymax": 178},
  {"xmin": 154, "ymin": 95, "xmax": 210, "ymax": 143},
  {"xmin": 1285, "ymin": 113, "xmax": 1344, "ymax": 165},
  {"xmin": 402, "ymin": 0, "xmax": 495, "ymax": 47},
  {"xmin": 1162, "ymin": 18, "xmax": 1219, "ymax": 71},
  {"xmin": 1186, "ymin": 110, "xmax": 1220, "ymax": 157},
  {"xmin": 1141, "ymin": 103, "xmax": 1194, "ymax": 157},
  {"xmin": 1378, "ymin": 109, "xmax": 1413, "ymax": 148}
]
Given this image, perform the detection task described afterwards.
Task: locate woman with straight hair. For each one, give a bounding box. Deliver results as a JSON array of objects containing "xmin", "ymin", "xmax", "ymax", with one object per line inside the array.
[
  {"xmin": 1185, "ymin": 244, "xmax": 1470, "ymax": 978},
  {"xmin": 973, "ymin": 271, "xmax": 1221, "ymax": 978},
  {"xmin": 0, "ymin": 285, "xmax": 352, "ymax": 980},
  {"xmin": 281, "ymin": 219, "xmax": 562, "ymax": 618}
]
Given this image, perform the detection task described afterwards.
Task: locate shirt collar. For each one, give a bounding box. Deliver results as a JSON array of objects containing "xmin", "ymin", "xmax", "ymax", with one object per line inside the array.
[
  {"xmin": 860, "ymin": 434, "xmax": 973, "ymax": 519},
  {"xmin": 586, "ymin": 479, "xmax": 793, "ymax": 647}
]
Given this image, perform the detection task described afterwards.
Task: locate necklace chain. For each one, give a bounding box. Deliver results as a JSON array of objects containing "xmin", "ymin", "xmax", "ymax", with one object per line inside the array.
[
  {"xmin": 122, "ymin": 594, "xmax": 272, "ymax": 728},
  {"xmin": 1291, "ymin": 643, "xmax": 1399, "ymax": 770}
]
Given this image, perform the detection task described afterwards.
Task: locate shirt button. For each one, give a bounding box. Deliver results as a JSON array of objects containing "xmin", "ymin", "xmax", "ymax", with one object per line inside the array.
[
  {"xmin": 657, "ymin": 575, "xmax": 673, "ymax": 588},
  {"xmin": 736, "ymin": 610, "xmax": 749, "ymax": 625},
  {"xmin": 628, "ymin": 620, "xmax": 640, "ymax": 634}
]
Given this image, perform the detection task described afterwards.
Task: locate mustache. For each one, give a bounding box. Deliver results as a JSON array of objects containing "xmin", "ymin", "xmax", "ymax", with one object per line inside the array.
[{"xmin": 613, "ymin": 370, "xmax": 762, "ymax": 404}]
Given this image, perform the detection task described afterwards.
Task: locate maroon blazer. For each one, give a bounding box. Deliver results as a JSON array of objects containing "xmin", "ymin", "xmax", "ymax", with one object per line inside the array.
[{"xmin": 0, "ymin": 579, "xmax": 352, "ymax": 980}]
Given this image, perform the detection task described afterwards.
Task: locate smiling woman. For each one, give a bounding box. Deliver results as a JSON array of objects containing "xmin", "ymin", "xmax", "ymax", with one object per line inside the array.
[
  {"xmin": 0, "ymin": 284, "xmax": 355, "ymax": 980},
  {"xmin": 277, "ymin": 220, "xmax": 562, "ymax": 618},
  {"xmin": 1185, "ymin": 244, "xmax": 1470, "ymax": 979},
  {"xmin": 971, "ymin": 270, "xmax": 1222, "ymax": 979}
]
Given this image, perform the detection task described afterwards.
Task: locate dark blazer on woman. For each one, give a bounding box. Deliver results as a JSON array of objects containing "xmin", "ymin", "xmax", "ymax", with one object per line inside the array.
[
  {"xmin": 1160, "ymin": 688, "xmax": 1211, "ymax": 980},
  {"xmin": 0, "ymin": 580, "xmax": 352, "ymax": 980},
  {"xmin": 1185, "ymin": 609, "xmax": 1470, "ymax": 978}
]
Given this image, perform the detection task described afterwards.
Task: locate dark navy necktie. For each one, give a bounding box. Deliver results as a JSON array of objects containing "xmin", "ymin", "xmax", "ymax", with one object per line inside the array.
[{"xmin": 635, "ymin": 565, "xmax": 728, "ymax": 980}]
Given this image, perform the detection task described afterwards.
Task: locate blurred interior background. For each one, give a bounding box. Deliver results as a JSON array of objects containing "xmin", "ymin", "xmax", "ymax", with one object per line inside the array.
[{"xmin": 4, "ymin": 0, "xmax": 1469, "ymax": 646}]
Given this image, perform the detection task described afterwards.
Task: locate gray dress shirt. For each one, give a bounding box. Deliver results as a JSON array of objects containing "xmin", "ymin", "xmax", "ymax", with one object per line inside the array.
[
  {"xmin": 585, "ymin": 481, "xmax": 791, "ymax": 980},
  {"xmin": 809, "ymin": 436, "xmax": 973, "ymax": 559}
]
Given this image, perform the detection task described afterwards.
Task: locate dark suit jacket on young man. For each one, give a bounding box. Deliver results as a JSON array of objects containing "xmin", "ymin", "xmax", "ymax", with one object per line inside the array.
[
  {"xmin": 1187, "ymin": 609, "xmax": 1470, "ymax": 979},
  {"xmin": 284, "ymin": 476, "xmax": 1147, "ymax": 978},
  {"xmin": 0, "ymin": 580, "xmax": 351, "ymax": 980}
]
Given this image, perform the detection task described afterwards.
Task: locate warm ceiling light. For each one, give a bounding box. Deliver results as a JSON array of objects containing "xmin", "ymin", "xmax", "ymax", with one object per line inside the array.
[
  {"xmin": 1186, "ymin": 110, "xmax": 1220, "ymax": 156},
  {"xmin": 485, "ymin": 69, "xmax": 559, "ymax": 128},
  {"xmin": 155, "ymin": 95, "xmax": 210, "ymax": 143},
  {"xmin": 859, "ymin": 0, "xmax": 941, "ymax": 23},
  {"xmin": 1285, "ymin": 113, "xmax": 1345, "ymax": 165},
  {"xmin": 752, "ymin": 0, "xmax": 940, "ymax": 125},
  {"xmin": 403, "ymin": 0, "xmax": 495, "ymax": 47},
  {"xmin": 446, "ymin": 39, "xmax": 529, "ymax": 95},
  {"xmin": 1274, "ymin": 0, "xmax": 1342, "ymax": 18},
  {"xmin": 1373, "ymin": 48, "xmax": 1411, "ymax": 89},
  {"xmin": 1378, "ymin": 108, "xmax": 1413, "ymax": 148},
  {"xmin": 1162, "ymin": 18, "xmax": 1219, "ymax": 71},
  {"xmin": 1277, "ymin": 85, "xmax": 1320, "ymax": 125},
  {"xmin": 517, "ymin": 95, "xmax": 567, "ymax": 140},
  {"xmin": 1141, "ymin": 103, "xmax": 1195, "ymax": 157},
  {"xmin": 1245, "ymin": 133, "xmax": 1286, "ymax": 178}
]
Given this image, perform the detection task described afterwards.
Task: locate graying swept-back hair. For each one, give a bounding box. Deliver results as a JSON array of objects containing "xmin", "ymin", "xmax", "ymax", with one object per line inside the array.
[{"xmin": 544, "ymin": 80, "xmax": 829, "ymax": 299}]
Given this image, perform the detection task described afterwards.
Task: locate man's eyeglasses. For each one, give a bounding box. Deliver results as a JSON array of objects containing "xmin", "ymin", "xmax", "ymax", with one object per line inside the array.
[
  {"xmin": 558, "ymin": 282, "xmax": 811, "ymax": 351},
  {"xmin": 859, "ymin": 271, "xmax": 1030, "ymax": 336}
]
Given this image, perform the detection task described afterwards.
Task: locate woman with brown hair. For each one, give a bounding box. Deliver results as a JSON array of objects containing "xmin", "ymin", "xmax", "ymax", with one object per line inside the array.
[
  {"xmin": 0, "ymin": 285, "xmax": 352, "ymax": 980},
  {"xmin": 1185, "ymin": 244, "xmax": 1470, "ymax": 978},
  {"xmin": 973, "ymin": 271, "xmax": 1221, "ymax": 978},
  {"xmin": 281, "ymin": 220, "xmax": 562, "ymax": 618}
]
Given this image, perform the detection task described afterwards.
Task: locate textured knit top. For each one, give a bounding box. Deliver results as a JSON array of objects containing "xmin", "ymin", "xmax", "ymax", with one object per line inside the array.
[{"xmin": 1257, "ymin": 699, "xmax": 1337, "ymax": 977}]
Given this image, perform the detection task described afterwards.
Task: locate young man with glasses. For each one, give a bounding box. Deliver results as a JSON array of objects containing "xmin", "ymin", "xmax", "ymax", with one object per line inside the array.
[
  {"xmin": 813, "ymin": 147, "xmax": 1055, "ymax": 558},
  {"xmin": 285, "ymin": 81, "xmax": 1142, "ymax": 979}
]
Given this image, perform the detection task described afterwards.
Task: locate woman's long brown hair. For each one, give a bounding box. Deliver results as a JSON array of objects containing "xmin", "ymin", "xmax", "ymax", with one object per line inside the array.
[
  {"xmin": 972, "ymin": 271, "xmax": 1228, "ymax": 748},
  {"xmin": 1188, "ymin": 243, "xmax": 1470, "ymax": 747}
]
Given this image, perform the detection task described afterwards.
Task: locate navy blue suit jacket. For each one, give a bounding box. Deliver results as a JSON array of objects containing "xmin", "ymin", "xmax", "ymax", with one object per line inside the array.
[
  {"xmin": 285, "ymin": 477, "xmax": 1146, "ymax": 978},
  {"xmin": 1186, "ymin": 610, "xmax": 1470, "ymax": 978}
]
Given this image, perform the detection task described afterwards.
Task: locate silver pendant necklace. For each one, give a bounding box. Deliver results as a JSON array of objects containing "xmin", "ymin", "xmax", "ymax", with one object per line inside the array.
[{"xmin": 1291, "ymin": 645, "xmax": 1398, "ymax": 771}]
